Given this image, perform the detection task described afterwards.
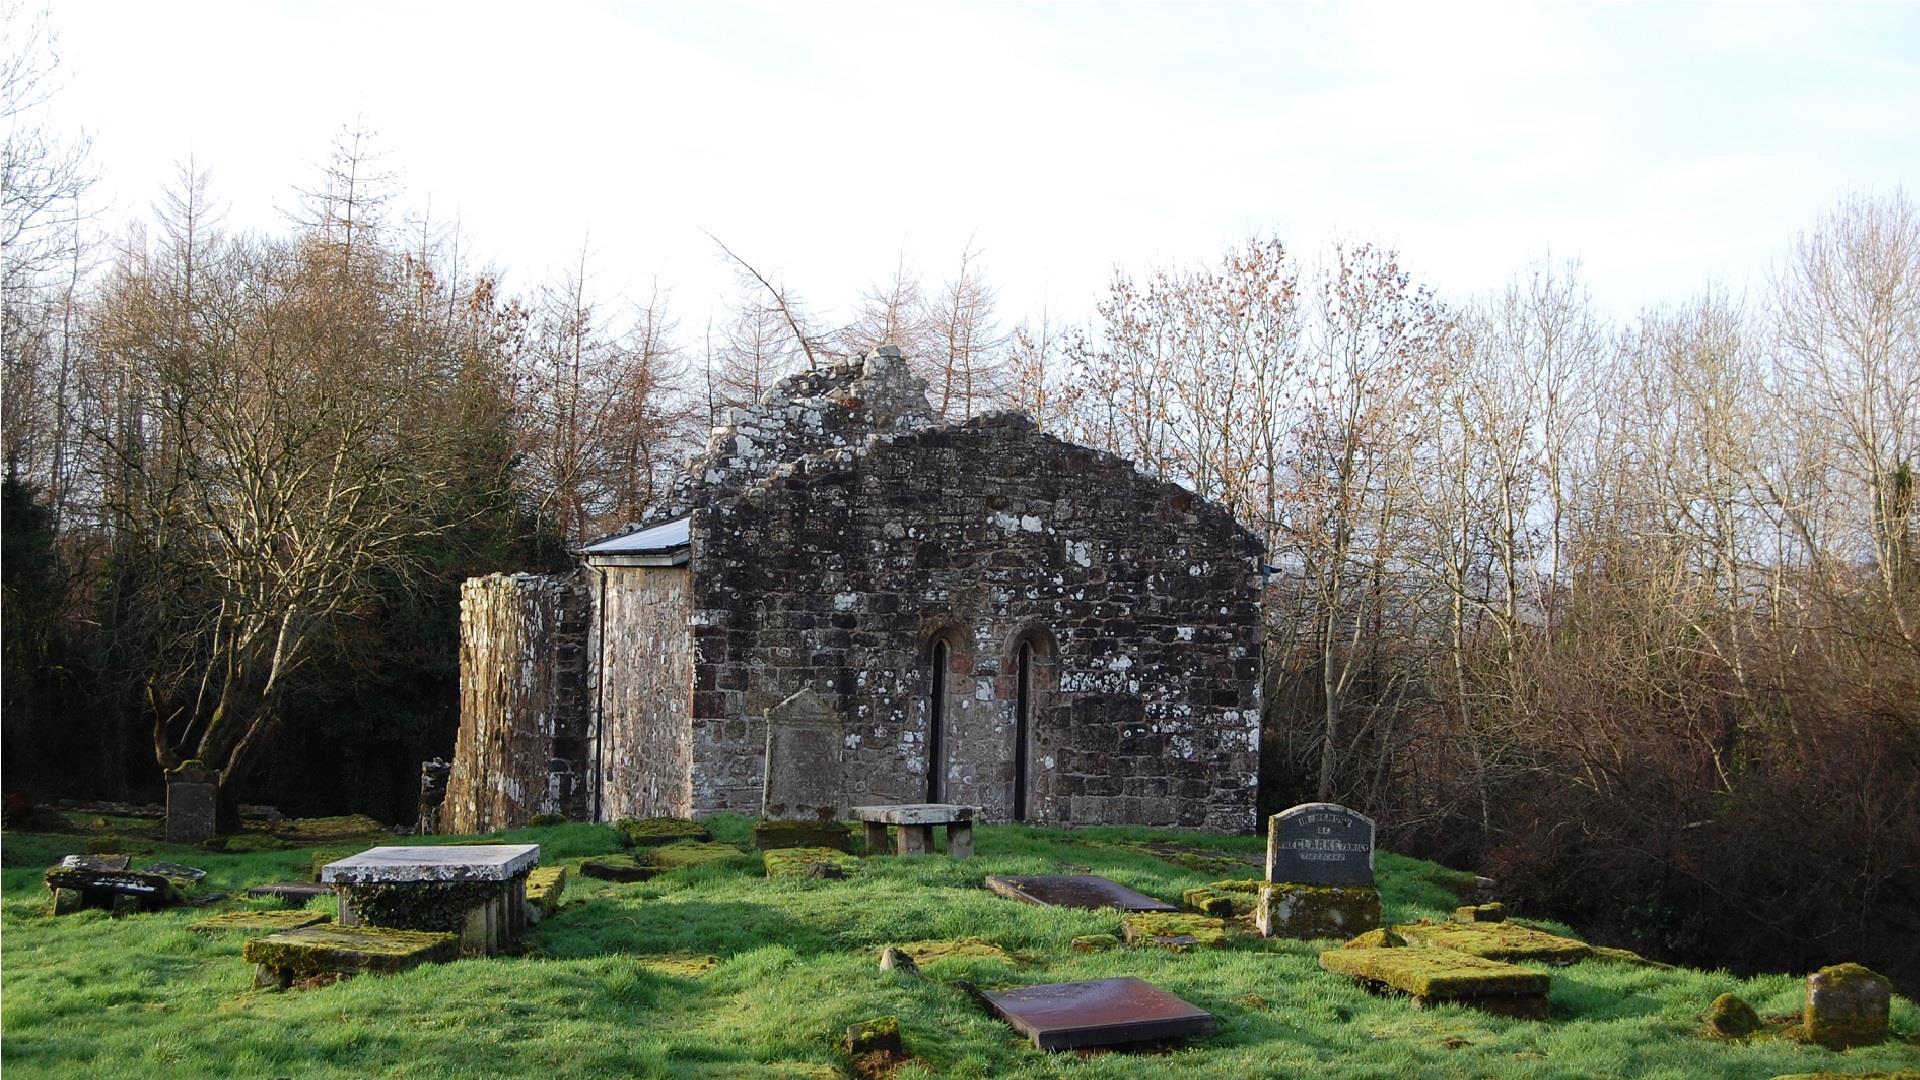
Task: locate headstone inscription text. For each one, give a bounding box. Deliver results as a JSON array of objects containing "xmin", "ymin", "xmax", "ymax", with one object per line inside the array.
[{"xmin": 1265, "ymin": 802, "xmax": 1376, "ymax": 886}]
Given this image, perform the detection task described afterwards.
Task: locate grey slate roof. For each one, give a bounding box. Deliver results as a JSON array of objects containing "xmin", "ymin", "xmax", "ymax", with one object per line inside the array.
[{"xmin": 580, "ymin": 516, "xmax": 691, "ymax": 556}]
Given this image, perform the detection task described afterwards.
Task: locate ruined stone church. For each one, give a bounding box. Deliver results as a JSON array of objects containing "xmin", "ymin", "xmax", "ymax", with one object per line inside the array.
[{"xmin": 440, "ymin": 347, "xmax": 1263, "ymax": 834}]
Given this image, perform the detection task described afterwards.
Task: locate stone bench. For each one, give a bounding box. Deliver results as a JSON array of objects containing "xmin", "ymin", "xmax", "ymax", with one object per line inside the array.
[
  {"xmin": 850, "ymin": 804, "xmax": 980, "ymax": 858},
  {"xmin": 320, "ymin": 844, "xmax": 538, "ymax": 956},
  {"xmin": 243, "ymin": 924, "xmax": 458, "ymax": 988}
]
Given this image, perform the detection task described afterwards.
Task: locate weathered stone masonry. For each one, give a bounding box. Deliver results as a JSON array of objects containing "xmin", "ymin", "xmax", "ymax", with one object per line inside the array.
[{"xmin": 446, "ymin": 348, "xmax": 1263, "ymax": 833}]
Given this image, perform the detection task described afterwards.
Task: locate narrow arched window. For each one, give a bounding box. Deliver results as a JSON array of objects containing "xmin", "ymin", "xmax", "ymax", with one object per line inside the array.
[
  {"xmin": 1014, "ymin": 640, "xmax": 1033, "ymax": 822},
  {"xmin": 928, "ymin": 638, "xmax": 949, "ymax": 802}
]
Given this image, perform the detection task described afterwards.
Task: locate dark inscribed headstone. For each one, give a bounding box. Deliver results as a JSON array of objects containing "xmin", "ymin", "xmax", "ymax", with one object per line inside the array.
[
  {"xmin": 165, "ymin": 765, "xmax": 218, "ymax": 845},
  {"xmin": 1265, "ymin": 802, "xmax": 1375, "ymax": 886},
  {"xmin": 1258, "ymin": 802, "xmax": 1381, "ymax": 939},
  {"xmin": 761, "ymin": 688, "xmax": 845, "ymax": 822}
]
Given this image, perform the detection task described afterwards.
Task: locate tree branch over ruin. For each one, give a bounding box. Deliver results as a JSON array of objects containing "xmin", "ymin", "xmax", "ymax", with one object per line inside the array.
[{"xmin": 702, "ymin": 229, "xmax": 819, "ymax": 370}]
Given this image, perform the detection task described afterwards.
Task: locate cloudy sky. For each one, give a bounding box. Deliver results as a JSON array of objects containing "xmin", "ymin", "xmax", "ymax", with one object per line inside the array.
[{"xmin": 40, "ymin": 1, "xmax": 1920, "ymax": 328}]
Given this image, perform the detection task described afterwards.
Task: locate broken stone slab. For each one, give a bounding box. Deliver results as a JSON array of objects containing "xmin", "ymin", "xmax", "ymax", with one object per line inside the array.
[
  {"xmin": 247, "ymin": 881, "xmax": 332, "ymax": 904},
  {"xmin": 763, "ymin": 846, "xmax": 859, "ymax": 879},
  {"xmin": 318, "ymin": 844, "xmax": 539, "ymax": 884},
  {"xmin": 1120, "ymin": 912, "xmax": 1231, "ymax": 951},
  {"xmin": 579, "ymin": 855, "xmax": 656, "ymax": 882},
  {"xmin": 242, "ymin": 924, "xmax": 458, "ymax": 989},
  {"xmin": 984, "ymin": 874, "xmax": 1177, "ymax": 913},
  {"xmin": 1255, "ymin": 882, "xmax": 1381, "ymax": 939},
  {"xmin": 1394, "ymin": 919, "xmax": 1590, "ymax": 964},
  {"xmin": 189, "ymin": 910, "xmax": 331, "ymax": 934},
  {"xmin": 846, "ymin": 1016, "xmax": 903, "ymax": 1056},
  {"xmin": 1454, "ymin": 902, "xmax": 1506, "ymax": 923},
  {"xmin": 878, "ymin": 947, "xmax": 920, "ymax": 975},
  {"xmin": 1182, "ymin": 879, "xmax": 1263, "ymax": 918},
  {"xmin": 1803, "ymin": 962, "xmax": 1891, "ymax": 1049},
  {"xmin": 891, "ymin": 938, "xmax": 1017, "ymax": 969},
  {"xmin": 44, "ymin": 856, "xmax": 198, "ymax": 913},
  {"xmin": 1071, "ymin": 934, "xmax": 1120, "ymax": 953},
  {"xmin": 981, "ymin": 977, "xmax": 1217, "ymax": 1051},
  {"xmin": 1319, "ymin": 947, "xmax": 1551, "ymax": 1019}
]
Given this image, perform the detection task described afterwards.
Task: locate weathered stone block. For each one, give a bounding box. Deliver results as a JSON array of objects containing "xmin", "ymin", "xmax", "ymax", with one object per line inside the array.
[
  {"xmin": 1121, "ymin": 912, "xmax": 1230, "ymax": 951},
  {"xmin": 762, "ymin": 846, "xmax": 859, "ymax": 879},
  {"xmin": 1255, "ymin": 883, "xmax": 1381, "ymax": 939},
  {"xmin": 752, "ymin": 818, "xmax": 852, "ymax": 852},
  {"xmin": 1394, "ymin": 920, "xmax": 1590, "ymax": 965},
  {"xmin": 525, "ymin": 866, "xmax": 566, "ymax": 918},
  {"xmin": 616, "ymin": 817, "xmax": 712, "ymax": 847},
  {"xmin": 1703, "ymin": 992, "xmax": 1761, "ymax": 1038},
  {"xmin": 1318, "ymin": 946, "xmax": 1550, "ymax": 1018},
  {"xmin": 846, "ymin": 1016, "xmax": 902, "ymax": 1056},
  {"xmin": 644, "ymin": 841, "xmax": 751, "ymax": 870},
  {"xmin": 1803, "ymin": 962, "xmax": 1891, "ymax": 1049},
  {"xmin": 1454, "ymin": 902, "xmax": 1506, "ymax": 923},
  {"xmin": 580, "ymin": 854, "xmax": 655, "ymax": 882},
  {"xmin": 243, "ymin": 924, "xmax": 458, "ymax": 985}
]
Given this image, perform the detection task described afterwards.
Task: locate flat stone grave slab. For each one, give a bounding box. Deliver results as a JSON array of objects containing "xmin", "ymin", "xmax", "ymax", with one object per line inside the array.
[
  {"xmin": 981, "ymin": 977, "xmax": 1217, "ymax": 1050},
  {"xmin": 247, "ymin": 881, "xmax": 332, "ymax": 903},
  {"xmin": 1394, "ymin": 920, "xmax": 1591, "ymax": 964},
  {"xmin": 1318, "ymin": 947, "xmax": 1550, "ymax": 1019},
  {"xmin": 985, "ymin": 874, "xmax": 1176, "ymax": 913},
  {"xmin": 318, "ymin": 844, "xmax": 539, "ymax": 884},
  {"xmin": 189, "ymin": 910, "xmax": 331, "ymax": 934},
  {"xmin": 243, "ymin": 924, "xmax": 458, "ymax": 989}
]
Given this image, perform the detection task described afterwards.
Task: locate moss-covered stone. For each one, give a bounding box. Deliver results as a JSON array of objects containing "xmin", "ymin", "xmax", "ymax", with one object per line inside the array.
[
  {"xmin": 1344, "ymin": 927, "xmax": 1407, "ymax": 949},
  {"xmin": 1454, "ymin": 902, "xmax": 1506, "ymax": 923},
  {"xmin": 1072, "ymin": 933, "xmax": 1120, "ymax": 953},
  {"xmin": 638, "ymin": 954, "xmax": 718, "ymax": 977},
  {"xmin": 1121, "ymin": 912, "xmax": 1231, "ymax": 951},
  {"xmin": 762, "ymin": 846, "xmax": 860, "ymax": 879},
  {"xmin": 645, "ymin": 841, "xmax": 753, "ymax": 870},
  {"xmin": 1255, "ymin": 883, "xmax": 1381, "ymax": 939},
  {"xmin": 1319, "ymin": 946, "xmax": 1551, "ymax": 1016},
  {"xmin": 1803, "ymin": 962, "xmax": 1892, "ymax": 1050},
  {"xmin": 895, "ymin": 938, "xmax": 1016, "ymax": 967},
  {"xmin": 188, "ymin": 910, "xmax": 330, "ymax": 934},
  {"xmin": 1704, "ymin": 992, "xmax": 1762, "ymax": 1038},
  {"xmin": 579, "ymin": 854, "xmax": 655, "ymax": 882},
  {"xmin": 527, "ymin": 813, "xmax": 567, "ymax": 827},
  {"xmin": 614, "ymin": 817, "xmax": 712, "ymax": 847},
  {"xmin": 1395, "ymin": 919, "xmax": 1591, "ymax": 965},
  {"xmin": 270, "ymin": 815, "xmax": 389, "ymax": 842},
  {"xmin": 242, "ymin": 924, "xmax": 458, "ymax": 980},
  {"xmin": 339, "ymin": 880, "xmax": 507, "ymax": 934},
  {"xmin": 526, "ymin": 866, "xmax": 566, "ymax": 916},
  {"xmin": 751, "ymin": 819, "xmax": 853, "ymax": 853},
  {"xmin": 846, "ymin": 1016, "xmax": 902, "ymax": 1056},
  {"xmin": 1182, "ymin": 878, "xmax": 1263, "ymax": 917},
  {"xmin": 1590, "ymin": 944, "xmax": 1673, "ymax": 969},
  {"xmin": 200, "ymin": 833, "xmax": 292, "ymax": 853}
]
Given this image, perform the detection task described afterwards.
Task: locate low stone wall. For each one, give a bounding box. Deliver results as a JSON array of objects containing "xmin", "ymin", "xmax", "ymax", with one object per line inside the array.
[{"xmin": 444, "ymin": 573, "xmax": 593, "ymax": 832}]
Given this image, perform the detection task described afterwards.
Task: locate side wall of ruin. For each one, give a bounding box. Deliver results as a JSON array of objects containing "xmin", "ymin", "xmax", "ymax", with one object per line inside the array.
[
  {"xmin": 593, "ymin": 564, "xmax": 694, "ymax": 819},
  {"xmin": 445, "ymin": 572, "xmax": 594, "ymax": 832}
]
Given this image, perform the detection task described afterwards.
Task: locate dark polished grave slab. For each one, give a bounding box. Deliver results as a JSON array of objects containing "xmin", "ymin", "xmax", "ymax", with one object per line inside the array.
[
  {"xmin": 984, "ymin": 874, "xmax": 1177, "ymax": 913},
  {"xmin": 981, "ymin": 977, "xmax": 1217, "ymax": 1050}
]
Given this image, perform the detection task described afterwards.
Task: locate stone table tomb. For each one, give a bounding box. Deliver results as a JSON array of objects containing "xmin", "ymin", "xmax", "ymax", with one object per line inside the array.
[
  {"xmin": 851, "ymin": 803, "xmax": 979, "ymax": 858},
  {"xmin": 320, "ymin": 844, "xmax": 539, "ymax": 955}
]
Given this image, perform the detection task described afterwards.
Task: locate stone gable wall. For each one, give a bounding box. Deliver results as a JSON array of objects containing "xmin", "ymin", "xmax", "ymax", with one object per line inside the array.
[
  {"xmin": 595, "ymin": 564, "xmax": 694, "ymax": 819},
  {"xmin": 684, "ymin": 362, "xmax": 1262, "ymax": 831}
]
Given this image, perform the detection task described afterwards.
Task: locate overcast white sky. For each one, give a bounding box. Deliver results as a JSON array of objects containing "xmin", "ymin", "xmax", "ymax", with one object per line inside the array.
[{"xmin": 39, "ymin": 1, "xmax": 1920, "ymax": 332}]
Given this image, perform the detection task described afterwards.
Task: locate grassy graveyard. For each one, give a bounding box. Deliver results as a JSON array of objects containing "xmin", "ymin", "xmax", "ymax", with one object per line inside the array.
[{"xmin": 3, "ymin": 814, "xmax": 1917, "ymax": 1079}]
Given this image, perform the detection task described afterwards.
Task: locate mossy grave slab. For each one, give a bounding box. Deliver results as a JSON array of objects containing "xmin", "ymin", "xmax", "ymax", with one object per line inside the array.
[
  {"xmin": 579, "ymin": 854, "xmax": 655, "ymax": 883},
  {"xmin": 189, "ymin": 910, "xmax": 330, "ymax": 934},
  {"xmin": 526, "ymin": 866, "xmax": 566, "ymax": 916},
  {"xmin": 895, "ymin": 937, "xmax": 1019, "ymax": 968},
  {"xmin": 1255, "ymin": 882, "xmax": 1380, "ymax": 939},
  {"xmin": 615, "ymin": 817, "xmax": 712, "ymax": 847},
  {"xmin": 1182, "ymin": 879, "xmax": 1263, "ymax": 917},
  {"xmin": 762, "ymin": 846, "xmax": 860, "ymax": 879},
  {"xmin": 752, "ymin": 818, "xmax": 853, "ymax": 852},
  {"xmin": 1319, "ymin": 946, "xmax": 1550, "ymax": 1018},
  {"xmin": 242, "ymin": 924, "xmax": 458, "ymax": 986},
  {"xmin": 638, "ymin": 954, "xmax": 719, "ymax": 977},
  {"xmin": 1121, "ymin": 912, "xmax": 1232, "ymax": 951},
  {"xmin": 1394, "ymin": 920, "xmax": 1591, "ymax": 964},
  {"xmin": 645, "ymin": 841, "xmax": 753, "ymax": 870}
]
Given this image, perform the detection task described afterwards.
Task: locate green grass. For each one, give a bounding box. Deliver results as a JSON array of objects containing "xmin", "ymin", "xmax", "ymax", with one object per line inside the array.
[{"xmin": 3, "ymin": 817, "xmax": 1916, "ymax": 1078}]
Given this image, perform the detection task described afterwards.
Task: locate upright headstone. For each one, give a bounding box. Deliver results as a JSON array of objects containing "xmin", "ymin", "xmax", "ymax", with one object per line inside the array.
[
  {"xmin": 761, "ymin": 688, "xmax": 845, "ymax": 822},
  {"xmin": 1803, "ymin": 963, "xmax": 1892, "ymax": 1049},
  {"xmin": 1265, "ymin": 802, "xmax": 1376, "ymax": 886},
  {"xmin": 164, "ymin": 764, "xmax": 218, "ymax": 845},
  {"xmin": 417, "ymin": 758, "xmax": 451, "ymax": 835},
  {"xmin": 1256, "ymin": 802, "xmax": 1382, "ymax": 939}
]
